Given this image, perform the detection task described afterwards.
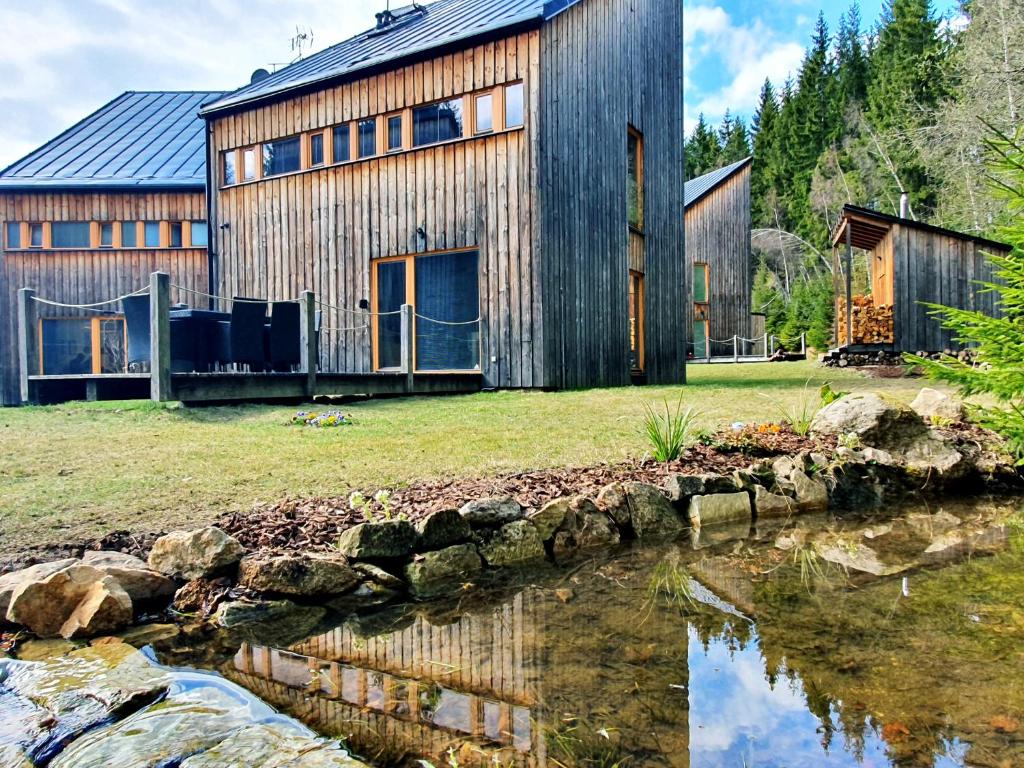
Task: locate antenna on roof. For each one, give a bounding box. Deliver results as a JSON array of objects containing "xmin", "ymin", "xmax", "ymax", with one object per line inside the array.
[{"xmin": 291, "ymin": 26, "xmax": 314, "ymax": 60}]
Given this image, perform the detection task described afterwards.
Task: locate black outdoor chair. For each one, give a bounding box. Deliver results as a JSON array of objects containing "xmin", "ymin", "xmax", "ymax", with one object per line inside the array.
[
  {"xmin": 268, "ymin": 301, "xmax": 301, "ymax": 371},
  {"xmin": 216, "ymin": 298, "xmax": 269, "ymax": 369},
  {"xmin": 121, "ymin": 293, "xmax": 151, "ymax": 368}
]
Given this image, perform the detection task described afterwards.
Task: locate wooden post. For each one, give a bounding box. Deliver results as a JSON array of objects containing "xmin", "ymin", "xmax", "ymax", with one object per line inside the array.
[
  {"xmin": 733, "ymin": 335, "xmax": 739, "ymax": 363},
  {"xmin": 845, "ymin": 223, "xmax": 853, "ymax": 348},
  {"xmin": 400, "ymin": 303, "xmax": 414, "ymax": 392},
  {"xmin": 150, "ymin": 271, "xmax": 171, "ymax": 402},
  {"xmin": 17, "ymin": 288, "xmax": 38, "ymax": 404},
  {"xmin": 801, "ymin": 333, "xmax": 807, "ymax": 356},
  {"xmin": 299, "ymin": 290, "xmax": 317, "ymax": 397},
  {"xmin": 763, "ymin": 332, "xmax": 769, "ymax": 360}
]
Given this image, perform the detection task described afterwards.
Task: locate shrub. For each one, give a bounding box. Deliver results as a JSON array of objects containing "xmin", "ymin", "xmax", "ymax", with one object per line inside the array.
[{"xmin": 642, "ymin": 394, "xmax": 699, "ymax": 462}]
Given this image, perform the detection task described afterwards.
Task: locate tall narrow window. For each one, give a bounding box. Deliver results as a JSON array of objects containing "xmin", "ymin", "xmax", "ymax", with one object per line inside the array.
[
  {"xmin": 169, "ymin": 222, "xmax": 183, "ymax": 248},
  {"xmin": 29, "ymin": 223, "xmax": 44, "ymax": 248},
  {"xmin": 629, "ymin": 271, "xmax": 645, "ymax": 372},
  {"xmin": 263, "ymin": 137, "xmax": 301, "ymax": 177},
  {"xmin": 387, "ymin": 115, "xmax": 403, "ymax": 152},
  {"xmin": 99, "ymin": 222, "xmax": 114, "ymax": 248},
  {"xmin": 243, "ymin": 148, "xmax": 257, "ymax": 181},
  {"xmin": 693, "ymin": 263, "xmax": 709, "ymax": 303},
  {"xmin": 333, "ymin": 125, "xmax": 351, "ymax": 163},
  {"xmin": 358, "ymin": 119, "xmax": 377, "ymax": 158},
  {"xmin": 223, "ymin": 151, "xmax": 237, "ymax": 185},
  {"xmin": 505, "ymin": 83, "xmax": 524, "ymax": 128},
  {"xmin": 5, "ymin": 221, "xmax": 20, "ymax": 248},
  {"xmin": 475, "ymin": 93, "xmax": 493, "ymax": 134},
  {"xmin": 144, "ymin": 221, "xmax": 161, "ymax": 248},
  {"xmin": 415, "ymin": 250, "xmax": 480, "ymax": 372},
  {"xmin": 121, "ymin": 222, "xmax": 138, "ymax": 248},
  {"xmin": 51, "ymin": 222, "xmax": 90, "ymax": 248},
  {"xmin": 693, "ymin": 321, "xmax": 709, "ymax": 359},
  {"xmin": 190, "ymin": 221, "xmax": 208, "ymax": 248},
  {"xmin": 375, "ymin": 260, "xmax": 407, "ymax": 369},
  {"xmin": 627, "ymin": 128, "xmax": 644, "ymax": 230},
  {"xmin": 412, "ymin": 100, "xmax": 464, "ymax": 147},
  {"xmin": 309, "ymin": 133, "xmax": 324, "ymax": 167}
]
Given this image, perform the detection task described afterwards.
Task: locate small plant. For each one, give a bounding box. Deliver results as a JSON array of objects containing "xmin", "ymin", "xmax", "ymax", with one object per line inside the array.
[
  {"xmin": 348, "ymin": 489, "xmax": 397, "ymax": 522},
  {"xmin": 838, "ymin": 432, "xmax": 862, "ymax": 450},
  {"xmin": 762, "ymin": 379, "xmax": 839, "ymax": 437},
  {"xmin": 292, "ymin": 410, "xmax": 352, "ymax": 428},
  {"xmin": 642, "ymin": 393, "xmax": 699, "ymax": 462},
  {"xmin": 639, "ymin": 550, "xmax": 697, "ymax": 623},
  {"xmin": 819, "ymin": 382, "xmax": 848, "ymax": 407}
]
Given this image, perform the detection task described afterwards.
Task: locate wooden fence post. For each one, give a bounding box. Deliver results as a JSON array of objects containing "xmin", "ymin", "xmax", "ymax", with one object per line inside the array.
[
  {"xmin": 733, "ymin": 336, "xmax": 739, "ymax": 363},
  {"xmin": 150, "ymin": 272, "xmax": 171, "ymax": 402},
  {"xmin": 763, "ymin": 332, "xmax": 769, "ymax": 360},
  {"xmin": 17, "ymin": 288, "xmax": 38, "ymax": 404},
  {"xmin": 299, "ymin": 290, "xmax": 318, "ymax": 398},
  {"xmin": 400, "ymin": 304, "xmax": 414, "ymax": 392}
]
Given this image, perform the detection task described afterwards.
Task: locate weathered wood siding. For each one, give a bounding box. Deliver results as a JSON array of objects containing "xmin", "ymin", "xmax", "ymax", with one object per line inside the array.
[
  {"xmin": 685, "ymin": 164, "xmax": 752, "ymax": 343},
  {"xmin": 0, "ymin": 190, "xmax": 208, "ymax": 405},
  {"xmin": 890, "ymin": 222, "xmax": 1004, "ymax": 353},
  {"xmin": 208, "ymin": 32, "xmax": 543, "ymax": 388},
  {"xmin": 538, "ymin": 0, "xmax": 686, "ymax": 388}
]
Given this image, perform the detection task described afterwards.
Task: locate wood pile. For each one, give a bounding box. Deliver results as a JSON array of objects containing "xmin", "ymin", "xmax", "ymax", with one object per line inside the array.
[{"xmin": 837, "ymin": 295, "xmax": 894, "ymax": 344}]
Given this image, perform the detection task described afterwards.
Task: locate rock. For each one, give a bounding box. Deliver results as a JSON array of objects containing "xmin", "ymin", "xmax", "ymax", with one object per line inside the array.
[
  {"xmin": 922, "ymin": 524, "xmax": 1008, "ymax": 563},
  {"xmin": 59, "ymin": 576, "xmax": 133, "ymax": 640},
  {"xmin": 326, "ymin": 581, "xmax": 400, "ymax": 613},
  {"xmin": 109, "ymin": 623, "xmax": 181, "ymax": 648},
  {"xmin": 554, "ymin": 588, "xmax": 575, "ymax": 603},
  {"xmin": 688, "ymin": 493, "xmax": 752, "ymax": 530},
  {"xmin": 178, "ymin": 724, "xmax": 367, "ymax": 767},
  {"xmin": 415, "ymin": 509, "xmax": 472, "ymax": 550},
  {"xmin": 732, "ymin": 470, "xmax": 760, "ymax": 493},
  {"xmin": 901, "ymin": 433, "xmax": 969, "ymax": 476},
  {"xmin": 172, "ymin": 577, "xmax": 233, "ymax": 615},
  {"xmin": 905, "ymin": 510, "xmax": 962, "ymax": 536},
  {"xmin": 82, "ymin": 551, "xmax": 176, "ymax": 608},
  {"xmin": 691, "ymin": 520, "xmax": 751, "ymax": 550},
  {"xmin": 596, "ymin": 484, "xmax": 632, "ymax": 527},
  {"xmin": 552, "ymin": 530, "xmax": 576, "ymax": 562},
  {"xmin": 911, "ymin": 388, "xmax": 966, "ymax": 422},
  {"xmin": 701, "ymin": 474, "xmax": 743, "ymax": 494},
  {"xmin": 478, "ymin": 521, "xmax": 546, "ymax": 566},
  {"xmin": 664, "ymin": 474, "xmax": 706, "ymax": 503},
  {"xmin": 814, "ymin": 539, "xmax": 913, "ymax": 577},
  {"xmin": 771, "ymin": 456, "xmax": 802, "ymax": 483},
  {"xmin": 15, "ymin": 638, "xmax": 78, "ymax": 661},
  {"xmin": 337, "ymin": 520, "xmax": 418, "ymax": 560},
  {"xmin": 404, "ymin": 544, "xmax": 483, "ymax": 598},
  {"xmin": 754, "ymin": 486, "xmax": 796, "ymax": 519},
  {"xmin": 351, "ymin": 562, "xmax": 405, "ymax": 589},
  {"xmin": 774, "ymin": 528, "xmax": 808, "ymax": 551},
  {"xmin": 238, "ymin": 552, "xmax": 359, "ymax": 597},
  {"xmin": 572, "ymin": 500, "xmax": 622, "ymax": 549},
  {"xmin": 458, "ymin": 497, "xmax": 523, "ymax": 527},
  {"xmin": 7, "ymin": 564, "xmax": 107, "ymax": 638},
  {"xmin": 811, "ymin": 393, "xmax": 927, "ymax": 446},
  {"xmin": 0, "ymin": 559, "xmax": 78, "ymax": 617},
  {"xmin": 528, "ymin": 498, "xmax": 572, "ymax": 541},
  {"xmin": 148, "ymin": 528, "xmax": 244, "ymax": 581},
  {"xmin": 861, "ymin": 447, "xmax": 897, "ymax": 465},
  {"xmin": 623, "ymin": 483, "xmax": 685, "ymax": 538},
  {"xmin": 782, "ymin": 470, "xmax": 830, "ymax": 513},
  {"xmin": 214, "ymin": 599, "xmax": 304, "ymax": 629}
]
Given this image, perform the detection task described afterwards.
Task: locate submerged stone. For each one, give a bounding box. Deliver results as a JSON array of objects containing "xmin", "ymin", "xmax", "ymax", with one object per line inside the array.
[
  {"xmin": 214, "ymin": 599, "xmax": 303, "ymax": 629},
  {"xmin": 177, "ymin": 724, "xmax": 366, "ymax": 767},
  {"xmin": 405, "ymin": 544, "xmax": 482, "ymax": 598},
  {"xmin": 478, "ymin": 521, "xmax": 546, "ymax": 566},
  {"xmin": 688, "ymin": 493, "xmax": 751, "ymax": 530},
  {"xmin": 754, "ymin": 486, "xmax": 796, "ymax": 519},
  {"xmin": 148, "ymin": 528, "xmax": 245, "ymax": 581},
  {"xmin": 337, "ymin": 520, "xmax": 418, "ymax": 560}
]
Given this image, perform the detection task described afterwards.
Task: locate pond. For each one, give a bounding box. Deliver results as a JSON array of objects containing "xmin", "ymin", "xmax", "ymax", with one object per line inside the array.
[{"xmin": 150, "ymin": 499, "xmax": 1024, "ymax": 766}]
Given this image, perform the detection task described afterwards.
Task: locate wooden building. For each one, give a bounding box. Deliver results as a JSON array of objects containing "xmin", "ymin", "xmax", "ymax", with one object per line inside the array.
[
  {"xmin": 831, "ymin": 204, "xmax": 1010, "ymax": 353},
  {"xmin": 0, "ymin": 91, "xmax": 219, "ymax": 405},
  {"xmin": 200, "ymin": 0, "xmax": 686, "ymax": 390},
  {"xmin": 684, "ymin": 157, "xmax": 752, "ymax": 357}
]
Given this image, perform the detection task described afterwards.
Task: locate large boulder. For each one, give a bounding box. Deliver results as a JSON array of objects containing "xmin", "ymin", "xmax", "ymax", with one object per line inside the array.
[
  {"xmin": 415, "ymin": 509, "xmax": 472, "ymax": 551},
  {"xmin": 81, "ymin": 551, "xmax": 176, "ymax": 607},
  {"xmin": 7, "ymin": 564, "xmax": 111, "ymax": 638},
  {"xmin": 782, "ymin": 470, "xmax": 830, "ymax": 513},
  {"xmin": 148, "ymin": 528, "xmax": 244, "ymax": 581},
  {"xmin": 811, "ymin": 392, "xmax": 927, "ymax": 447},
  {"xmin": 528, "ymin": 498, "xmax": 572, "ymax": 542},
  {"xmin": 0, "ymin": 559, "xmax": 78, "ymax": 617},
  {"xmin": 337, "ymin": 520, "xmax": 418, "ymax": 560},
  {"xmin": 754, "ymin": 486, "xmax": 796, "ymax": 519},
  {"xmin": 238, "ymin": 552, "xmax": 359, "ymax": 597},
  {"xmin": 570, "ymin": 499, "xmax": 621, "ymax": 549},
  {"xmin": 687, "ymin": 493, "xmax": 751, "ymax": 530},
  {"xmin": 596, "ymin": 482, "xmax": 684, "ymax": 537},
  {"xmin": 458, "ymin": 497, "xmax": 523, "ymax": 528},
  {"xmin": 404, "ymin": 544, "xmax": 482, "ymax": 598},
  {"xmin": 478, "ymin": 521, "xmax": 546, "ymax": 567},
  {"xmin": 58, "ymin": 577, "xmax": 133, "ymax": 640},
  {"xmin": 911, "ymin": 388, "xmax": 966, "ymax": 423}
]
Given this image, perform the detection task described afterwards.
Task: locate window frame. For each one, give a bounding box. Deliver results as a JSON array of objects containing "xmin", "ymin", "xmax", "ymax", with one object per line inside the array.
[
  {"xmin": 474, "ymin": 93, "xmax": 494, "ymax": 135},
  {"xmin": 411, "ymin": 98, "xmax": 466, "ymax": 149},
  {"xmin": 309, "ymin": 132, "xmax": 325, "ymax": 168},
  {"xmin": 5, "ymin": 221, "xmax": 21, "ymax": 249},
  {"xmin": 189, "ymin": 220, "xmax": 208, "ymax": 248},
  {"xmin": 358, "ymin": 118, "xmax": 378, "ymax": 158},
  {"xmin": 629, "ymin": 270, "xmax": 645, "ymax": 373},
  {"xmin": 98, "ymin": 222, "xmax": 115, "ymax": 248},
  {"xmin": 222, "ymin": 150, "xmax": 238, "ymax": 186},
  {"xmin": 627, "ymin": 126, "xmax": 644, "ymax": 231},
  {"xmin": 693, "ymin": 262, "xmax": 710, "ymax": 305},
  {"xmin": 386, "ymin": 113, "xmax": 404, "ymax": 153},
  {"xmin": 242, "ymin": 147, "xmax": 258, "ymax": 182},
  {"xmin": 504, "ymin": 82, "xmax": 525, "ymax": 130},
  {"xmin": 37, "ymin": 316, "xmax": 127, "ymax": 376},
  {"xmin": 29, "ymin": 223, "xmax": 46, "ymax": 249}
]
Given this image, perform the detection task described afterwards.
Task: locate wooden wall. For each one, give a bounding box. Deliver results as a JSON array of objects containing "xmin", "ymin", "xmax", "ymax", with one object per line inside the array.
[
  {"xmin": 890, "ymin": 223, "xmax": 1003, "ymax": 353},
  {"xmin": 685, "ymin": 164, "xmax": 752, "ymax": 344},
  {"xmin": 538, "ymin": 0, "xmax": 686, "ymax": 388},
  {"xmin": 0, "ymin": 190, "xmax": 208, "ymax": 405},
  {"xmin": 208, "ymin": 32, "xmax": 543, "ymax": 388}
]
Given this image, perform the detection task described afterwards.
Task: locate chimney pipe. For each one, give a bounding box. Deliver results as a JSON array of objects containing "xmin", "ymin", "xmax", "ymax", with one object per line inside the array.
[{"xmin": 899, "ymin": 193, "xmax": 910, "ymax": 219}]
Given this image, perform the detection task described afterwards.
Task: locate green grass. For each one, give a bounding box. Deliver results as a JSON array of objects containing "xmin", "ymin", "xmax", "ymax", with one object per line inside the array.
[{"xmin": 0, "ymin": 362, "xmax": 933, "ymax": 552}]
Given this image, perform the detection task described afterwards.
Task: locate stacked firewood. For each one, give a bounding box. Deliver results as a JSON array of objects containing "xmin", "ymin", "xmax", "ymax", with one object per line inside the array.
[{"xmin": 836, "ymin": 295, "xmax": 894, "ymax": 344}]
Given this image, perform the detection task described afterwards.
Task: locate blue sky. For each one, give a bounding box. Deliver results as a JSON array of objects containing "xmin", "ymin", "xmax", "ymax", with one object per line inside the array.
[{"xmin": 0, "ymin": 0, "xmax": 962, "ymax": 168}]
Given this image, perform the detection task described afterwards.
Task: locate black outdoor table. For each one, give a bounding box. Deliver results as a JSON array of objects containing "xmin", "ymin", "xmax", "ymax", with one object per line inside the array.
[{"xmin": 169, "ymin": 309, "xmax": 232, "ymax": 372}]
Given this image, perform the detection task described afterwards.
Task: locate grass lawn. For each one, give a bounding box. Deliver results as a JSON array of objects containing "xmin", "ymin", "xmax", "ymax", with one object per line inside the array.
[{"xmin": 0, "ymin": 362, "xmax": 937, "ymax": 553}]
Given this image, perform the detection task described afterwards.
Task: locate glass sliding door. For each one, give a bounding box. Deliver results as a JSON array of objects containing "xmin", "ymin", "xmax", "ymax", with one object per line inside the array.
[
  {"xmin": 41, "ymin": 319, "xmax": 93, "ymax": 375},
  {"xmin": 375, "ymin": 260, "xmax": 407, "ymax": 369},
  {"xmin": 415, "ymin": 250, "xmax": 480, "ymax": 371}
]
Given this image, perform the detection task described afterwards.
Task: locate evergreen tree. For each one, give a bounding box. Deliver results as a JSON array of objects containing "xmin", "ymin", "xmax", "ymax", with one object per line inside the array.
[
  {"xmin": 685, "ymin": 114, "xmax": 722, "ymax": 179},
  {"xmin": 719, "ymin": 112, "xmax": 752, "ymax": 165},
  {"xmin": 836, "ymin": 4, "xmax": 870, "ymax": 104},
  {"xmin": 751, "ymin": 79, "xmax": 782, "ymax": 226}
]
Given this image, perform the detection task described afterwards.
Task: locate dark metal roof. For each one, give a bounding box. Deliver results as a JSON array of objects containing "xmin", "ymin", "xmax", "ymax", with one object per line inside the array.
[
  {"xmin": 832, "ymin": 204, "xmax": 1011, "ymax": 252},
  {"xmin": 201, "ymin": 0, "xmax": 581, "ymax": 116},
  {"xmin": 684, "ymin": 157, "xmax": 752, "ymax": 209},
  {"xmin": 0, "ymin": 91, "xmax": 223, "ymax": 191}
]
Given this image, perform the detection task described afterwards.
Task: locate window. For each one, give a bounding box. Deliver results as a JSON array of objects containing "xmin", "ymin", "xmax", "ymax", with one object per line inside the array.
[
  {"xmin": 629, "ymin": 271, "xmax": 644, "ymax": 372},
  {"xmin": 412, "ymin": 100, "xmax": 464, "ymax": 147},
  {"xmin": 121, "ymin": 222, "xmax": 138, "ymax": 248},
  {"xmin": 475, "ymin": 93, "xmax": 493, "ymax": 134},
  {"xmin": 692, "ymin": 321, "xmax": 709, "ymax": 359},
  {"xmin": 387, "ymin": 115, "xmax": 403, "ymax": 152},
  {"xmin": 223, "ymin": 151, "xmax": 237, "ymax": 185},
  {"xmin": 29, "ymin": 223, "xmax": 44, "ymax": 248},
  {"xmin": 243, "ymin": 148, "xmax": 257, "ymax": 181},
  {"xmin": 415, "ymin": 250, "xmax": 480, "ymax": 371},
  {"xmin": 5, "ymin": 221, "xmax": 20, "ymax": 249},
  {"xmin": 144, "ymin": 221, "xmax": 161, "ymax": 248},
  {"xmin": 358, "ymin": 119, "xmax": 377, "ymax": 158},
  {"xmin": 99, "ymin": 223, "xmax": 114, "ymax": 248},
  {"xmin": 169, "ymin": 222, "xmax": 183, "ymax": 248},
  {"xmin": 310, "ymin": 133, "xmax": 324, "ymax": 167},
  {"xmin": 40, "ymin": 317, "xmax": 125, "ymax": 375},
  {"xmin": 693, "ymin": 263, "xmax": 709, "ymax": 303},
  {"xmin": 333, "ymin": 125, "xmax": 351, "ymax": 163},
  {"xmin": 51, "ymin": 222, "xmax": 91, "ymax": 248},
  {"xmin": 190, "ymin": 221, "xmax": 208, "ymax": 248},
  {"xmin": 627, "ymin": 128, "xmax": 644, "ymax": 230},
  {"xmin": 263, "ymin": 137, "xmax": 301, "ymax": 177},
  {"xmin": 505, "ymin": 83, "xmax": 524, "ymax": 129},
  {"xmin": 375, "ymin": 260, "xmax": 407, "ymax": 370}
]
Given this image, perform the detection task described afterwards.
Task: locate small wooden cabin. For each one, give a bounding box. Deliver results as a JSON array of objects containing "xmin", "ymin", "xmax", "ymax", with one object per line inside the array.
[
  {"xmin": 831, "ymin": 204, "xmax": 1010, "ymax": 354},
  {"xmin": 684, "ymin": 157, "xmax": 752, "ymax": 357},
  {"xmin": 0, "ymin": 91, "xmax": 219, "ymax": 404},
  {"xmin": 200, "ymin": 0, "xmax": 686, "ymax": 390}
]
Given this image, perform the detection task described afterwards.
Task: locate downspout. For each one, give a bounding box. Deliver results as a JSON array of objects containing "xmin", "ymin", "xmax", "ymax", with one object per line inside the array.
[{"xmin": 204, "ymin": 116, "xmax": 217, "ymax": 310}]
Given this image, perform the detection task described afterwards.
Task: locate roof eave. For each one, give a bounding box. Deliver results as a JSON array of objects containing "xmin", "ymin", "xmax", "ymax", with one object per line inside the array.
[
  {"xmin": 683, "ymin": 157, "xmax": 752, "ymax": 210},
  {"xmin": 835, "ymin": 204, "xmax": 1012, "ymax": 252},
  {"xmin": 0, "ymin": 179, "xmax": 207, "ymax": 193}
]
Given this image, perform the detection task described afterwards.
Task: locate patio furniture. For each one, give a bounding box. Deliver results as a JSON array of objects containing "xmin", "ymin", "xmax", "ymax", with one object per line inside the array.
[
  {"xmin": 170, "ymin": 308, "xmax": 231, "ymax": 372},
  {"xmin": 268, "ymin": 301, "xmax": 301, "ymax": 371},
  {"xmin": 121, "ymin": 293, "xmax": 151, "ymax": 368},
  {"xmin": 216, "ymin": 298, "xmax": 269, "ymax": 369}
]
